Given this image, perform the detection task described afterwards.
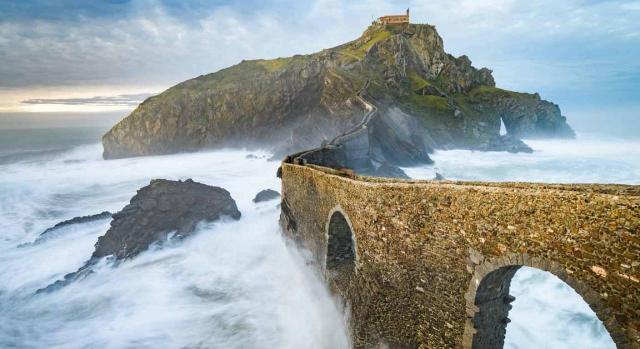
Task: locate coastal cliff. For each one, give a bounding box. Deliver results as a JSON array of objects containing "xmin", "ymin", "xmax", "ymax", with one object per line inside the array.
[{"xmin": 103, "ymin": 23, "xmax": 574, "ymax": 160}]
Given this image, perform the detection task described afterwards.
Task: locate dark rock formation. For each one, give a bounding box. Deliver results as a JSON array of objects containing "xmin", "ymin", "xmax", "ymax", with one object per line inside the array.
[
  {"xmin": 368, "ymin": 162, "xmax": 410, "ymax": 179},
  {"xmin": 42, "ymin": 212, "xmax": 113, "ymax": 236},
  {"xmin": 253, "ymin": 189, "xmax": 281, "ymax": 203},
  {"xmin": 93, "ymin": 179, "xmax": 241, "ymax": 259},
  {"xmin": 102, "ymin": 22, "xmax": 573, "ymax": 166},
  {"xmin": 19, "ymin": 211, "xmax": 112, "ymax": 247},
  {"xmin": 476, "ymin": 135, "xmax": 534, "ymax": 153},
  {"xmin": 434, "ymin": 172, "xmax": 446, "ymax": 180},
  {"xmin": 37, "ymin": 179, "xmax": 240, "ymax": 293},
  {"xmin": 368, "ymin": 107, "xmax": 435, "ymax": 167}
]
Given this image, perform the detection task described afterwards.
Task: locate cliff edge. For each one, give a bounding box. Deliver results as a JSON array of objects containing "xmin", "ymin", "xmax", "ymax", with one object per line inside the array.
[{"xmin": 103, "ymin": 23, "xmax": 574, "ymax": 160}]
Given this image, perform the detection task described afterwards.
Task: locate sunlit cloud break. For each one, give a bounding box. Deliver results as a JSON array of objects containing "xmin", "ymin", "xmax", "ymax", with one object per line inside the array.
[{"xmin": 21, "ymin": 93, "xmax": 154, "ymax": 107}]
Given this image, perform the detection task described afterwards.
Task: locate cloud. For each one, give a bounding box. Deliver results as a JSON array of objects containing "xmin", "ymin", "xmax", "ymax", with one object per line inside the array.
[
  {"xmin": 21, "ymin": 93, "xmax": 154, "ymax": 107},
  {"xmin": 0, "ymin": 0, "xmax": 638, "ymax": 109}
]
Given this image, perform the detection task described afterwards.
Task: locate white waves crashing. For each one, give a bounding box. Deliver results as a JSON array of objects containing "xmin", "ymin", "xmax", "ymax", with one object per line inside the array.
[
  {"xmin": 404, "ymin": 134, "xmax": 640, "ymax": 184},
  {"xmin": 0, "ymin": 145, "xmax": 350, "ymax": 349}
]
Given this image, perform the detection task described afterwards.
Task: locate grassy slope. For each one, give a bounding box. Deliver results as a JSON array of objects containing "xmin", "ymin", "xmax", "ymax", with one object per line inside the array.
[{"xmin": 131, "ymin": 24, "xmax": 529, "ymax": 149}]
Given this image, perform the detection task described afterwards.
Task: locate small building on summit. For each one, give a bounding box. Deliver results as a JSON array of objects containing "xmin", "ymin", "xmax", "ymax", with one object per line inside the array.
[{"xmin": 377, "ymin": 8, "xmax": 410, "ymax": 25}]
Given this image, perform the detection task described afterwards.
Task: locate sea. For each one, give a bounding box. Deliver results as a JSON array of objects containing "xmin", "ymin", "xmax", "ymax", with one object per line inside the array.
[{"xmin": 1, "ymin": 126, "xmax": 638, "ymax": 349}]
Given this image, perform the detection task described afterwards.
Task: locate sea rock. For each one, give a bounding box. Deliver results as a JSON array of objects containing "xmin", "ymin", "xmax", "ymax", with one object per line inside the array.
[
  {"xmin": 19, "ymin": 211, "xmax": 112, "ymax": 247},
  {"xmin": 476, "ymin": 135, "xmax": 534, "ymax": 154},
  {"xmin": 253, "ymin": 189, "xmax": 280, "ymax": 203},
  {"xmin": 369, "ymin": 162, "xmax": 410, "ymax": 179},
  {"xmin": 102, "ymin": 23, "xmax": 573, "ymax": 162},
  {"xmin": 40, "ymin": 211, "xmax": 112, "ymax": 236},
  {"xmin": 37, "ymin": 179, "xmax": 240, "ymax": 293},
  {"xmin": 93, "ymin": 179, "xmax": 241, "ymax": 260}
]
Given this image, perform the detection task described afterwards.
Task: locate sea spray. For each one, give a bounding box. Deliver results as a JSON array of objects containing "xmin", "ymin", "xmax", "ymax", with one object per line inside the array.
[
  {"xmin": 403, "ymin": 134, "xmax": 640, "ymax": 184},
  {"xmin": 0, "ymin": 145, "xmax": 350, "ymax": 349}
]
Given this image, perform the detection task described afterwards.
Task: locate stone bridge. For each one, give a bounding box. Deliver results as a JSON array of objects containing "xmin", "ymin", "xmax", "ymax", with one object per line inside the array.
[{"xmin": 278, "ymin": 160, "xmax": 640, "ymax": 348}]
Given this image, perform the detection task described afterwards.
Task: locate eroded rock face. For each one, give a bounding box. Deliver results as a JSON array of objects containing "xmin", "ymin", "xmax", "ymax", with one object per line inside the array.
[
  {"xmin": 368, "ymin": 162, "xmax": 410, "ymax": 179},
  {"xmin": 476, "ymin": 135, "xmax": 534, "ymax": 153},
  {"xmin": 19, "ymin": 211, "xmax": 112, "ymax": 247},
  {"xmin": 253, "ymin": 189, "xmax": 280, "ymax": 203},
  {"xmin": 93, "ymin": 179, "xmax": 241, "ymax": 260},
  {"xmin": 102, "ymin": 23, "xmax": 574, "ymax": 162},
  {"xmin": 469, "ymin": 89, "xmax": 575, "ymax": 139},
  {"xmin": 37, "ymin": 179, "xmax": 240, "ymax": 293}
]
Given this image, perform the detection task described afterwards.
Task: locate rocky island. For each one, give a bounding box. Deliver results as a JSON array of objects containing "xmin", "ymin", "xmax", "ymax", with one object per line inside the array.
[{"xmin": 102, "ymin": 22, "xmax": 574, "ymax": 172}]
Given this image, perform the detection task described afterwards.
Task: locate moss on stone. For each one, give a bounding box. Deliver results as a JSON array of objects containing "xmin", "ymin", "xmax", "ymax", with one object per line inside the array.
[
  {"xmin": 469, "ymin": 86, "xmax": 529, "ymax": 99},
  {"xmin": 407, "ymin": 71, "xmax": 430, "ymax": 91},
  {"xmin": 339, "ymin": 27, "xmax": 391, "ymax": 59},
  {"xmin": 408, "ymin": 94, "xmax": 450, "ymax": 111}
]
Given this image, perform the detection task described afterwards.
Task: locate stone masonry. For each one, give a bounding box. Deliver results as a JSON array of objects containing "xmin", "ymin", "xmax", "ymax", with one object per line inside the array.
[{"xmin": 279, "ymin": 161, "xmax": 640, "ymax": 348}]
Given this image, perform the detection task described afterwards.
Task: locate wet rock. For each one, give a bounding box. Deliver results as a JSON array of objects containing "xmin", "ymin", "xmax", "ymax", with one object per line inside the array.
[
  {"xmin": 245, "ymin": 154, "xmax": 259, "ymax": 159},
  {"xmin": 93, "ymin": 179, "xmax": 241, "ymax": 260},
  {"xmin": 476, "ymin": 135, "xmax": 533, "ymax": 154},
  {"xmin": 369, "ymin": 162, "xmax": 410, "ymax": 179},
  {"xmin": 253, "ymin": 189, "xmax": 280, "ymax": 203},
  {"xmin": 42, "ymin": 211, "xmax": 112, "ymax": 236},
  {"xmin": 19, "ymin": 211, "xmax": 112, "ymax": 247},
  {"xmin": 37, "ymin": 179, "xmax": 240, "ymax": 294},
  {"xmin": 36, "ymin": 260, "xmax": 99, "ymax": 294}
]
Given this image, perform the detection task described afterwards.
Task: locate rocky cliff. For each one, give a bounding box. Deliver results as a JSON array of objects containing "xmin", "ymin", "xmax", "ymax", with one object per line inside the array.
[{"xmin": 102, "ymin": 23, "xmax": 574, "ymax": 161}]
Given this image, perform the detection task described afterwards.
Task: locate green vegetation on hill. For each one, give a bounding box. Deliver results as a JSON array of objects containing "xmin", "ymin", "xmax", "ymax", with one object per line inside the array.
[
  {"xmin": 103, "ymin": 22, "xmax": 574, "ymax": 160},
  {"xmin": 407, "ymin": 70, "xmax": 430, "ymax": 91},
  {"xmin": 340, "ymin": 28, "xmax": 391, "ymax": 59},
  {"xmin": 255, "ymin": 57, "xmax": 293, "ymax": 72}
]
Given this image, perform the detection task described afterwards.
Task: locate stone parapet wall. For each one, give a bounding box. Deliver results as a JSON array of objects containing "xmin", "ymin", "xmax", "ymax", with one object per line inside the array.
[{"xmin": 279, "ymin": 162, "xmax": 640, "ymax": 348}]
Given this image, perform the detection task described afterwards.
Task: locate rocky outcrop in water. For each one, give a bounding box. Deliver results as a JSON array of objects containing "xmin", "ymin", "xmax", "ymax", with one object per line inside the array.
[
  {"xmin": 102, "ymin": 23, "xmax": 574, "ymax": 168},
  {"xmin": 253, "ymin": 189, "xmax": 280, "ymax": 203},
  {"xmin": 19, "ymin": 211, "xmax": 112, "ymax": 247},
  {"xmin": 367, "ymin": 162, "xmax": 410, "ymax": 179},
  {"xmin": 93, "ymin": 179, "xmax": 241, "ymax": 260},
  {"xmin": 38, "ymin": 179, "xmax": 240, "ymax": 293},
  {"xmin": 42, "ymin": 212, "xmax": 113, "ymax": 235},
  {"xmin": 476, "ymin": 135, "xmax": 533, "ymax": 153}
]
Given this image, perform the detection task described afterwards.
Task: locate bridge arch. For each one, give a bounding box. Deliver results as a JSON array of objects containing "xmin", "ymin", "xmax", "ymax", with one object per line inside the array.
[
  {"xmin": 462, "ymin": 254, "xmax": 623, "ymax": 349},
  {"xmin": 324, "ymin": 206, "xmax": 358, "ymax": 281}
]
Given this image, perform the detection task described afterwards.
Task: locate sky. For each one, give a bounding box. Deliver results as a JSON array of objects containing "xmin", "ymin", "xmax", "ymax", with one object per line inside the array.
[{"xmin": 0, "ymin": 0, "xmax": 638, "ymax": 130}]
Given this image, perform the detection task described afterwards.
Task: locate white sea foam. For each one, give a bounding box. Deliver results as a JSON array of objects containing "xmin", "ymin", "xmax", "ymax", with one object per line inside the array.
[
  {"xmin": 506, "ymin": 267, "xmax": 614, "ymax": 349},
  {"xmin": 404, "ymin": 134, "xmax": 640, "ymax": 184},
  {"xmin": 1, "ymin": 132, "xmax": 633, "ymax": 348},
  {"xmin": 0, "ymin": 145, "xmax": 350, "ymax": 349}
]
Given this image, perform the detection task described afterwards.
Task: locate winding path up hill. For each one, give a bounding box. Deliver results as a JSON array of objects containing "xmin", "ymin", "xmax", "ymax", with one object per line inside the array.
[{"xmin": 102, "ymin": 23, "xmax": 574, "ymax": 163}]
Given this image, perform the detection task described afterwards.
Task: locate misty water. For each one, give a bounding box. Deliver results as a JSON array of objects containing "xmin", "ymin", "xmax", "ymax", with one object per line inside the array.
[
  {"xmin": 1, "ymin": 128, "xmax": 637, "ymax": 348},
  {"xmin": 0, "ymin": 133, "xmax": 349, "ymax": 349}
]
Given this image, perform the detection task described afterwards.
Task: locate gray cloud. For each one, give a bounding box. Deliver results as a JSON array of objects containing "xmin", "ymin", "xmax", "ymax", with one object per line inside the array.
[
  {"xmin": 21, "ymin": 93, "xmax": 154, "ymax": 107},
  {"xmin": 0, "ymin": 0, "xmax": 639, "ymax": 107}
]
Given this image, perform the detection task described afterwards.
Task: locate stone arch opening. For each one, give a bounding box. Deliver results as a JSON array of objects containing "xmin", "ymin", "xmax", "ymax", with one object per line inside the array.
[
  {"xmin": 464, "ymin": 257, "xmax": 619, "ymax": 349},
  {"xmin": 325, "ymin": 210, "xmax": 356, "ymax": 278}
]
